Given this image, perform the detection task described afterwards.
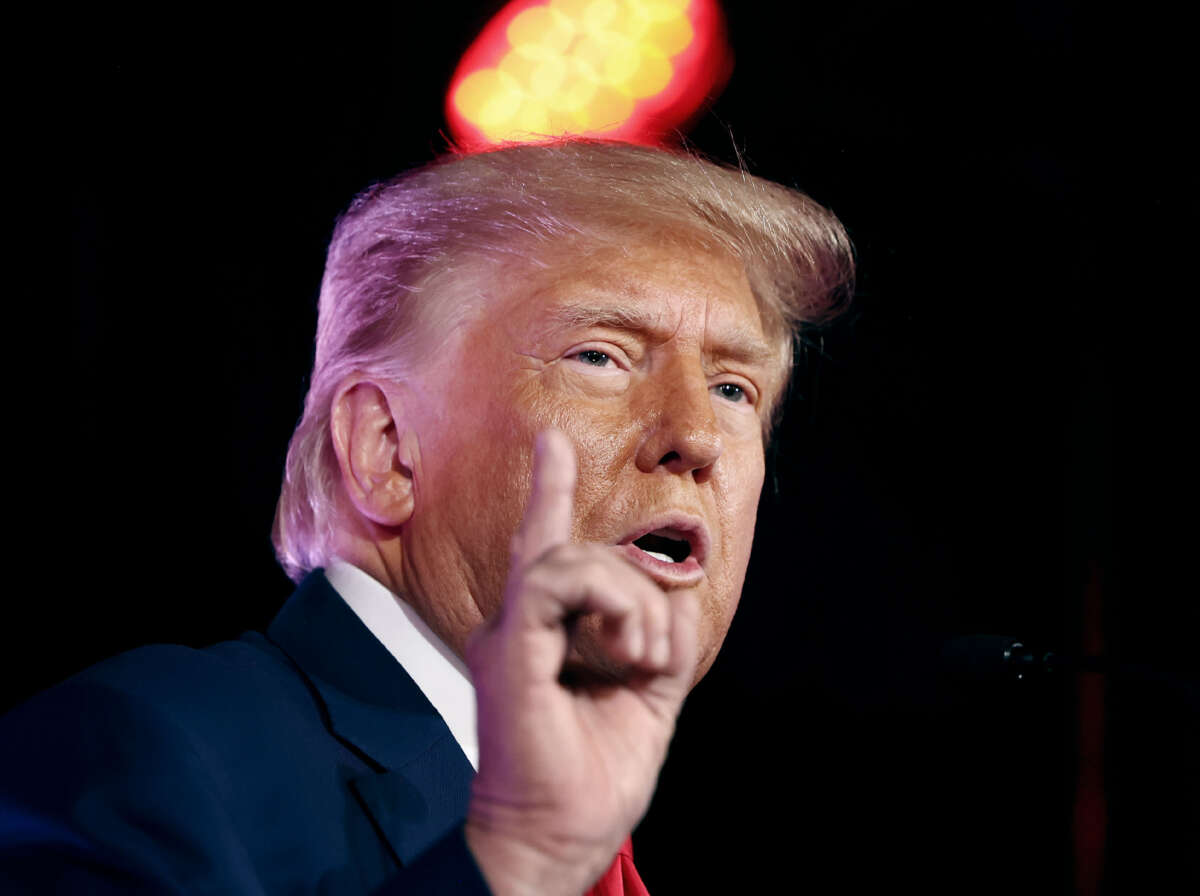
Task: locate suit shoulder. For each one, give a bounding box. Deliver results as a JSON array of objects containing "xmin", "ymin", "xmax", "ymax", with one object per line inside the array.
[
  {"xmin": 0, "ymin": 636, "xmax": 365, "ymax": 893},
  {"xmin": 0, "ymin": 634, "xmax": 323, "ymax": 781},
  {"xmin": 79, "ymin": 635, "xmax": 309, "ymax": 714}
]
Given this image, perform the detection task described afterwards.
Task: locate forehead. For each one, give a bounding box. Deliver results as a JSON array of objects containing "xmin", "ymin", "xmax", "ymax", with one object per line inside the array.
[{"xmin": 493, "ymin": 239, "xmax": 772, "ymax": 353}]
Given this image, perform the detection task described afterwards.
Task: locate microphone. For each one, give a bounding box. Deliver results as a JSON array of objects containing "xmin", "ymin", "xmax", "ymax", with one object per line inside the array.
[
  {"xmin": 941, "ymin": 635, "xmax": 1198, "ymax": 708},
  {"xmin": 940, "ymin": 635, "xmax": 1061, "ymax": 683}
]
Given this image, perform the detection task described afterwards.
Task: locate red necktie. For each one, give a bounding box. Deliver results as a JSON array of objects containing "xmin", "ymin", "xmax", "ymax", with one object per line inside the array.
[{"xmin": 586, "ymin": 837, "xmax": 649, "ymax": 896}]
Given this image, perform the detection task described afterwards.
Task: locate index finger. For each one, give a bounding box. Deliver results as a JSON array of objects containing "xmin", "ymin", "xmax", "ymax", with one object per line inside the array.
[{"xmin": 511, "ymin": 429, "xmax": 577, "ymax": 569}]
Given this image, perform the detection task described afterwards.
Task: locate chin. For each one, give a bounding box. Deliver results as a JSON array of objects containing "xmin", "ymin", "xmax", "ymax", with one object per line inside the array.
[{"xmin": 689, "ymin": 647, "xmax": 720, "ymax": 689}]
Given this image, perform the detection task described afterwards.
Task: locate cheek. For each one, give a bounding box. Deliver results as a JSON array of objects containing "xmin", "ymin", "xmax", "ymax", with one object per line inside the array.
[
  {"xmin": 728, "ymin": 460, "xmax": 765, "ymax": 561},
  {"xmin": 518, "ymin": 388, "xmax": 645, "ymax": 535},
  {"xmin": 408, "ymin": 381, "xmax": 538, "ymax": 620},
  {"xmin": 700, "ymin": 450, "xmax": 765, "ymax": 659},
  {"xmin": 439, "ymin": 377, "xmax": 617, "ymax": 589},
  {"xmin": 569, "ymin": 421, "xmax": 639, "ymax": 502}
]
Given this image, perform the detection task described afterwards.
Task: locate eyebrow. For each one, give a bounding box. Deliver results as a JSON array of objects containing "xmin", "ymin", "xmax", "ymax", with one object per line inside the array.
[{"xmin": 546, "ymin": 301, "xmax": 778, "ymax": 368}]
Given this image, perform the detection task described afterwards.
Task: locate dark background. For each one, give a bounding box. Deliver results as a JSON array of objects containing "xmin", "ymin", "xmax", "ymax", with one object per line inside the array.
[{"xmin": 10, "ymin": 1, "xmax": 1196, "ymax": 892}]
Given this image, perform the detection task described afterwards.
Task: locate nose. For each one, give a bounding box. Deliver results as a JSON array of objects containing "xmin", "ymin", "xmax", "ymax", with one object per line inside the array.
[{"xmin": 635, "ymin": 360, "xmax": 723, "ymax": 481}]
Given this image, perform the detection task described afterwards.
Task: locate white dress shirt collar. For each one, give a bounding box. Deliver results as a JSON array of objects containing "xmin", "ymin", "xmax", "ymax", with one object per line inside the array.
[{"xmin": 323, "ymin": 560, "xmax": 479, "ymax": 770}]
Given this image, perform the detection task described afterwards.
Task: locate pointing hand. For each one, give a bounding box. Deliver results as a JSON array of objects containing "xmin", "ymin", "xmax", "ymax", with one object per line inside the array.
[{"xmin": 465, "ymin": 429, "xmax": 700, "ymax": 896}]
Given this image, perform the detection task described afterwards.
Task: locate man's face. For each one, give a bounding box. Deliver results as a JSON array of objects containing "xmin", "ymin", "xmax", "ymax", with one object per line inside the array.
[{"xmin": 397, "ymin": 239, "xmax": 782, "ymax": 685}]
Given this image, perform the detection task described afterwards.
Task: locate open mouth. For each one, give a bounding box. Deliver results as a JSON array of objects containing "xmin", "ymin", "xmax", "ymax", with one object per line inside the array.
[{"xmin": 632, "ymin": 530, "xmax": 693, "ymax": 564}]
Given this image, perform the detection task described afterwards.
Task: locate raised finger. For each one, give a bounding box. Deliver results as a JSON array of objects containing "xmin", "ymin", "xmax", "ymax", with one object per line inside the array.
[{"xmin": 511, "ymin": 429, "xmax": 577, "ymax": 571}]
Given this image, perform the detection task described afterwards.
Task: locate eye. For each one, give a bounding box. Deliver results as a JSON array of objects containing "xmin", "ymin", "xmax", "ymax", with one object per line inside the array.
[
  {"xmin": 714, "ymin": 382, "xmax": 748, "ymax": 403},
  {"xmin": 571, "ymin": 349, "xmax": 615, "ymax": 367}
]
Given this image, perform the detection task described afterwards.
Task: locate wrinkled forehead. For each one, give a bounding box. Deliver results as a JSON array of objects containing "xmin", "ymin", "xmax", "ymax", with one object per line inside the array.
[{"xmin": 466, "ymin": 223, "xmax": 791, "ymax": 354}]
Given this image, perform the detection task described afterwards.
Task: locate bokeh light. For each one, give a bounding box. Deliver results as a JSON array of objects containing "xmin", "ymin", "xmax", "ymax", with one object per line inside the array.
[{"xmin": 447, "ymin": 0, "xmax": 732, "ymax": 149}]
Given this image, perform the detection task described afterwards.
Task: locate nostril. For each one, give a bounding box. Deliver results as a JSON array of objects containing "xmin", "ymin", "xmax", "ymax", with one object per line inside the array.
[{"xmin": 658, "ymin": 451, "xmax": 681, "ymax": 466}]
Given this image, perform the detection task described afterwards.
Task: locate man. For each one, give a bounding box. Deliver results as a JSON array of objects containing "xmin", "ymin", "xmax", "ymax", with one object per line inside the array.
[{"xmin": 1, "ymin": 140, "xmax": 852, "ymax": 893}]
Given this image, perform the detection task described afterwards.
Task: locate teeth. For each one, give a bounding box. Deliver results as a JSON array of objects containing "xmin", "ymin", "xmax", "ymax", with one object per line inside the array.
[{"xmin": 639, "ymin": 548, "xmax": 676, "ymax": 564}]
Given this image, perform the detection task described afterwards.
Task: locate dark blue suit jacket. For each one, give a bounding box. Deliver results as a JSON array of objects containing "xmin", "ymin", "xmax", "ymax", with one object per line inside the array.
[{"xmin": 0, "ymin": 571, "xmax": 492, "ymax": 894}]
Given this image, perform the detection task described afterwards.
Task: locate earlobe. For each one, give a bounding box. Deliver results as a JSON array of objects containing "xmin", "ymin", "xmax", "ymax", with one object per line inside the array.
[{"xmin": 330, "ymin": 379, "xmax": 415, "ymax": 528}]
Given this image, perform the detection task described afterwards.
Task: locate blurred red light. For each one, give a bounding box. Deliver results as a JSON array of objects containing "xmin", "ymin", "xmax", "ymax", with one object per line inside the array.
[{"xmin": 446, "ymin": 0, "xmax": 732, "ymax": 150}]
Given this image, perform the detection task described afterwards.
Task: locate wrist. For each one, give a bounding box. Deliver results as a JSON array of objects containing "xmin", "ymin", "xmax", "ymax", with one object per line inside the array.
[{"xmin": 464, "ymin": 815, "xmax": 606, "ymax": 896}]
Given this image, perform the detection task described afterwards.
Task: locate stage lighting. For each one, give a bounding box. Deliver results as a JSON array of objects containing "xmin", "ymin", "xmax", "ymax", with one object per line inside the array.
[{"xmin": 447, "ymin": 0, "xmax": 732, "ymax": 149}]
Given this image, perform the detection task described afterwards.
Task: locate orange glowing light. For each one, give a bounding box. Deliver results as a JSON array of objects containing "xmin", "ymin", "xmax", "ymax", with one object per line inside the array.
[{"xmin": 446, "ymin": 0, "xmax": 732, "ymax": 150}]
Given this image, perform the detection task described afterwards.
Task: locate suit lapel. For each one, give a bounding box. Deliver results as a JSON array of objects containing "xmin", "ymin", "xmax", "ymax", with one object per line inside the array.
[{"xmin": 266, "ymin": 570, "xmax": 474, "ymax": 866}]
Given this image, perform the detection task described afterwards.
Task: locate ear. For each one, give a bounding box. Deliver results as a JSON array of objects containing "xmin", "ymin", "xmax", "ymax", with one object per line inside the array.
[{"xmin": 330, "ymin": 378, "xmax": 415, "ymax": 527}]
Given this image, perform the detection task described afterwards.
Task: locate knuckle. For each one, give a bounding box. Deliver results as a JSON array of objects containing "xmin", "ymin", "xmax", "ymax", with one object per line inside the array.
[
  {"xmin": 528, "ymin": 543, "xmax": 575, "ymax": 575},
  {"xmin": 550, "ymin": 543, "xmax": 583, "ymax": 563}
]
